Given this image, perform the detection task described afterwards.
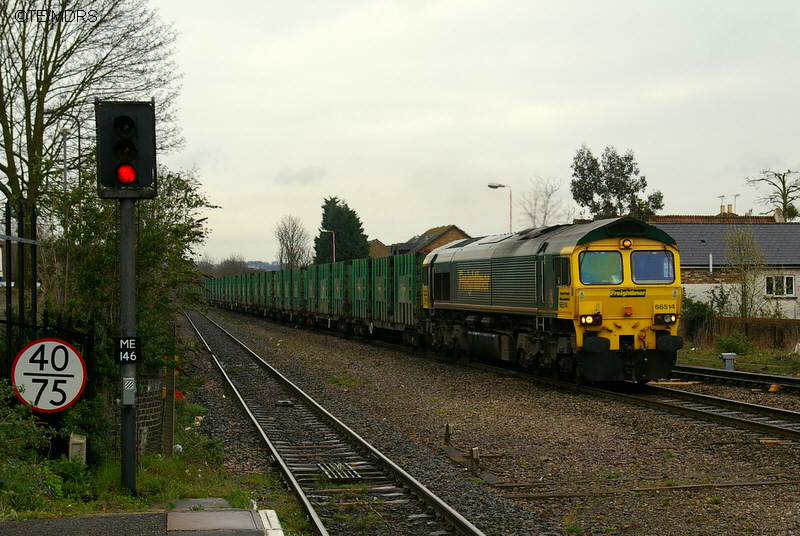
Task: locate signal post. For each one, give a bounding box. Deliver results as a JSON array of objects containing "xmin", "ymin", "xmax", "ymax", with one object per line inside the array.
[{"xmin": 94, "ymin": 99, "xmax": 157, "ymax": 494}]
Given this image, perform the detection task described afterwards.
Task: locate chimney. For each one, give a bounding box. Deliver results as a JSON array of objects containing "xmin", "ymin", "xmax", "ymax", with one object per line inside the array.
[
  {"xmin": 727, "ymin": 204, "xmax": 733, "ymax": 214},
  {"xmin": 719, "ymin": 205, "xmax": 725, "ymax": 215}
]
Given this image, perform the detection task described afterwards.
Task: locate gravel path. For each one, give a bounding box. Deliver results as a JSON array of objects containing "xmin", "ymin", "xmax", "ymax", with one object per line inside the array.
[{"xmin": 193, "ymin": 310, "xmax": 800, "ymax": 536}]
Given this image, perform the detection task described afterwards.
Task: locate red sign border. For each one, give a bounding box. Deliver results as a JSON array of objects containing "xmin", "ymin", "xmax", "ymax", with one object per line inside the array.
[{"xmin": 11, "ymin": 338, "xmax": 87, "ymax": 413}]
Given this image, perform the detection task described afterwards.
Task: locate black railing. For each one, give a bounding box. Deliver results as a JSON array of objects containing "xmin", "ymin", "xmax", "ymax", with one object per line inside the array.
[{"xmin": 1, "ymin": 202, "xmax": 93, "ymax": 382}]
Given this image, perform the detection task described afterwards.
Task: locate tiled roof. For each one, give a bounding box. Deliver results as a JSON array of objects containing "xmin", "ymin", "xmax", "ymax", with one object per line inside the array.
[
  {"xmin": 653, "ymin": 223, "xmax": 800, "ymax": 267},
  {"xmin": 649, "ymin": 214, "xmax": 776, "ymax": 224},
  {"xmin": 392, "ymin": 225, "xmax": 470, "ymax": 255}
]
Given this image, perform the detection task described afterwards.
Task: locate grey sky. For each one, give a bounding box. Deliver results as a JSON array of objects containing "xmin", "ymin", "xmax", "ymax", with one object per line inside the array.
[{"xmin": 155, "ymin": 1, "xmax": 800, "ymax": 263}]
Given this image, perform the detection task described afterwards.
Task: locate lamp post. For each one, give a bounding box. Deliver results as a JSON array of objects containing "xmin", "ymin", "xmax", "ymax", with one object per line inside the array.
[
  {"xmin": 488, "ymin": 182, "xmax": 512, "ymax": 233},
  {"xmin": 320, "ymin": 229, "xmax": 336, "ymax": 263},
  {"xmin": 61, "ymin": 127, "xmax": 70, "ymax": 188}
]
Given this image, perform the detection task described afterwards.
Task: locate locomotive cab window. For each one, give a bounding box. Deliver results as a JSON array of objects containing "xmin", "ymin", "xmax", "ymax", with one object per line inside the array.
[
  {"xmin": 579, "ymin": 251, "xmax": 623, "ymax": 285},
  {"xmin": 631, "ymin": 250, "xmax": 675, "ymax": 284},
  {"xmin": 554, "ymin": 257, "xmax": 571, "ymax": 286}
]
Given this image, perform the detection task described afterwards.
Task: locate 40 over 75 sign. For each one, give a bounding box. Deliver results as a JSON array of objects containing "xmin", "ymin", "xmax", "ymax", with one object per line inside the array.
[{"xmin": 12, "ymin": 338, "xmax": 87, "ymax": 413}]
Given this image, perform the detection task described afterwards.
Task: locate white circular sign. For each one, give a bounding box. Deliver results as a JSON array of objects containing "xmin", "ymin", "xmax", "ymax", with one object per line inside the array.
[{"xmin": 12, "ymin": 338, "xmax": 86, "ymax": 413}]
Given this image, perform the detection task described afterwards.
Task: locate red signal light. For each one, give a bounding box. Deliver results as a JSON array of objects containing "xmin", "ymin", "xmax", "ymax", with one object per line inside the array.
[{"xmin": 117, "ymin": 164, "xmax": 136, "ymax": 183}]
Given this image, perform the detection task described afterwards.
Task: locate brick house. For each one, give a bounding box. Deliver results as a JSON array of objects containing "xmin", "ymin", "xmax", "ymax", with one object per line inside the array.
[
  {"xmin": 368, "ymin": 239, "xmax": 390, "ymax": 258},
  {"xmin": 651, "ymin": 211, "xmax": 800, "ymax": 318},
  {"xmin": 390, "ymin": 225, "xmax": 470, "ymax": 256}
]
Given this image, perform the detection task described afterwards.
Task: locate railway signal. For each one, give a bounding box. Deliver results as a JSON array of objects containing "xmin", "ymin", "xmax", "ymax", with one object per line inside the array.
[
  {"xmin": 94, "ymin": 98, "xmax": 159, "ymax": 494},
  {"xmin": 95, "ymin": 99, "xmax": 156, "ymax": 199}
]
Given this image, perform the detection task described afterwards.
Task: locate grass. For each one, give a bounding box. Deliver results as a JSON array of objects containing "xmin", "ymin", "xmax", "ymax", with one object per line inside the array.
[
  {"xmin": 678, "ymin": 344, "xmax": 800, "ymax": 375},
  {"xmin": 329, "ymin": 372, "xmax": 366, "ymax": 387}
]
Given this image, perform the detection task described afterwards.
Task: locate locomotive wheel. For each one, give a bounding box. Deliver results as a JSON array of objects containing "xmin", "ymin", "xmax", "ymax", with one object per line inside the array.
[{"xmin": 573, "ymin": 369, "xmax": 585, "ymax": 386}]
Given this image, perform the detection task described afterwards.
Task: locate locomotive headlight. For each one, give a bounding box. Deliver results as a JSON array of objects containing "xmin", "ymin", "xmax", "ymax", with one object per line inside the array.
[
  {"xmin": 620, "ymin": 238, "xmax": 632, "ymax": 249},
  {"xmin": 580, "ymin": 314, "xmax": 603, "ymax": 325}
]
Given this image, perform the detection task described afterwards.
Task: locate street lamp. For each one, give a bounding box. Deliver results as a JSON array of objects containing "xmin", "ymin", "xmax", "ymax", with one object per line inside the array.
[
  {"xmin": 61, "ymin": 126, "xmax": 70, "ymax": 188},
  {"xmin": 320, "ymin": 229, "xmax": 336, "ymax": 263},
  {"xmin": 488, "ymin": 182, "xmax": 512, "ymax": 233}
]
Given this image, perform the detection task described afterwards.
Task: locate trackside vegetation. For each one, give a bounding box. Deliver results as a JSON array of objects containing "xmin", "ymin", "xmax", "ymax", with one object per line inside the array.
[{"xmin": 0, "ymin": 378, "xmax": 310, "ymax": 535}]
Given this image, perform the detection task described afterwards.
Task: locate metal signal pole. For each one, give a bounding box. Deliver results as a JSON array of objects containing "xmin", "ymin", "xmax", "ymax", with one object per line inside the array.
[{"xmin": 119, "ymin": 198, "xmax": 137, "ymax": 494}]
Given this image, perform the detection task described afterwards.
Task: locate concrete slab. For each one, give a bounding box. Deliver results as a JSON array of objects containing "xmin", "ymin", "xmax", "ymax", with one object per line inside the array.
[
  {"xmin": 259, "ymin": 510, "xmax": 285, "ymax": 536},
  {"xmin": 166, "ymin": 509, "xmax": 284, "ymax": 535},
  {"xmin": 168, "ymin": 509, "xmax": 261, "ymax": 531},
  {"xmin": 169, "ymin": 498, "xmax": 232, "ymax": 510}
]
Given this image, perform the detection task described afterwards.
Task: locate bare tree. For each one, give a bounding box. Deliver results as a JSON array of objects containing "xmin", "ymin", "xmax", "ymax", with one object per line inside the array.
[
  {"xmin": 0, "ymin": 0, "xmax": 182, "ymax": 209},
  {"xmin": 719, "ymin": 226, "xmax": 782, "ymax": 318},
  {"xmin": 745, "ymin": 169, "xmax": 800, "ymax": 220},
  {"xmin": 275, "ymin": 214, "xmax": 312, "ymax": 269},
  {"xmin": 520, "ymin": 176, "xmax": 575, "ymax": 227},
  {"xmin": 217, "ymin": 254, "xmax": 254, "ymax": 277}
]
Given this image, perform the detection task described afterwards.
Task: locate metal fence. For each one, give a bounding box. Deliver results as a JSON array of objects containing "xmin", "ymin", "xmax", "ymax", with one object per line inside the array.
[{"xmin": 712, "ymin": 316, "xmax": 800, "ymax": 350}]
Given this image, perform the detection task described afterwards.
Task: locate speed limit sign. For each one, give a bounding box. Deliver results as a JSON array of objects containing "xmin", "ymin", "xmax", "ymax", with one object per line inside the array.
[{"xmin": 12, "ymin": 338, "xmax": 86, "ymax": 413}]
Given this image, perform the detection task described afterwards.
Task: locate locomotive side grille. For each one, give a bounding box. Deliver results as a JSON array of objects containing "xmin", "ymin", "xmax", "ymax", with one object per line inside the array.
[{"xmin": 492, "ymin": 256, "xmax": 536, "ymax": 308}]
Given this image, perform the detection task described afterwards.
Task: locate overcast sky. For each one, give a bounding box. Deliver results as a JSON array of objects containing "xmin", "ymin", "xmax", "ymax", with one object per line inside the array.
[{"xmin": 154, "ymin": 1, "xmax": 800, "ymax": 264}]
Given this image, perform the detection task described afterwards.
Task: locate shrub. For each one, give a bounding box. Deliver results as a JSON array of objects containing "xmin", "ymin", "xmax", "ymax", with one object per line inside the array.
[
  {"xmin": 680, "ymin": 291, "xmax": 712, "ymax": 341},
  {"xmin": 0, "ymin": 381, "xmax": 53, "ymax": 462},
  {"xmin": 715, "ymin": 331, "xmax": 752, "ymax": 356}
]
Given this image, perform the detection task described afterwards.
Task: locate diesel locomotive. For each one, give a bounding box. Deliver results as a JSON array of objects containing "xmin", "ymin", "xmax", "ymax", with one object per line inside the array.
[{"xmin": 203, "ymin": 217, "xmax": 683, "ymax": 382}]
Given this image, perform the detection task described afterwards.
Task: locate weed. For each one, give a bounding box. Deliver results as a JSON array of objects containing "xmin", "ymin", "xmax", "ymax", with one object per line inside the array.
[{"xmin": 329, "ymin": 373, "xmax": 366, "ymax": 387}]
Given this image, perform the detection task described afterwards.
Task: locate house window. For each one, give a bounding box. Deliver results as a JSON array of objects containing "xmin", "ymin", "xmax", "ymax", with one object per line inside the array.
[{"xmin": 766, "ymin": 275, "xmax": 795, "ymax": 297}]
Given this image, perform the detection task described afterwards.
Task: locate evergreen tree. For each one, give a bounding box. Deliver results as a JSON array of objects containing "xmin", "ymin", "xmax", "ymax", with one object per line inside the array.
[{"xmin": 314, "ymin": 196, "xmax": 369, "ymax": 263}]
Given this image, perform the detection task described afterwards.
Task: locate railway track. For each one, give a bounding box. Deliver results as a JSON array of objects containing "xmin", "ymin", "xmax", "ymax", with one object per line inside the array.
[
  {"xmin": 207, "ymin": 308, "xmax": 800, "ymax": 446},
  {"xmin": 672, "ymin": 364, "xmax": 800, "ymax": 389},
  {"xmin": 185, "ymin": 310, "xmax": 487, "ymax": 536},
  {"xmin": 593, "ymin": 384, "xmax": 800, "ymax": 443},
  {"xmin": 461, "ymin": 361, "xmax": 800, "ymax": 444}
]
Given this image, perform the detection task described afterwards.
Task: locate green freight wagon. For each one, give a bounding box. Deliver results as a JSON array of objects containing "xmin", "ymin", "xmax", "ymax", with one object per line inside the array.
[
  {"xmin": 394, "ymin": 253, "xmax": 425, "ymax": 343},
  {"xmin": 370, "ymin": 256, "xmax": 392, "ymax": 328},
  {"xmin": 317, "ymin": 263, "xmax": 332, "ymax": 318},
  {"xmin": 274, "ymin": 270, "xmax": 289, "ymax": 313},
  {"xmin": 350, "ymin": 258, "xmax": 370, "ymax": 332},
  {"xmin": 290, "ymin": 268, "xmax": 303, "ymax": 316},
  {"xmin": 332, "ymin": 262, "xmax": 349, "ymax": 330},
  {"xmin": 305, "ymin": 265, "xmax": 319, "ymax": 319}
]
